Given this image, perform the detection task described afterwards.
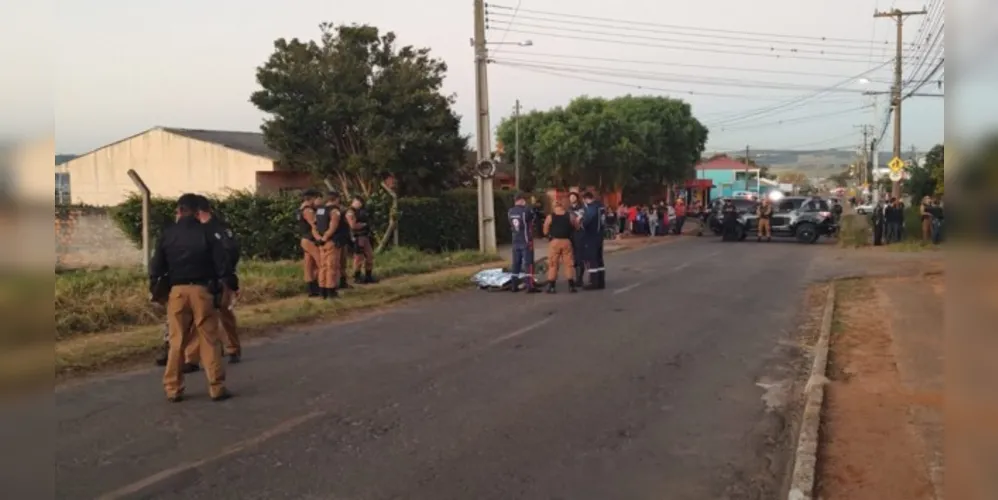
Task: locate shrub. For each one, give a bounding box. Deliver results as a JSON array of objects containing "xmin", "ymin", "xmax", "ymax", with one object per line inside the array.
[
  {"xmin": 838, "ymin": 214, "xmax": 871, "ymax": 248},
  {"xmin": 109, "ymin": 189, "xmax": 542, "ymax": 259}
]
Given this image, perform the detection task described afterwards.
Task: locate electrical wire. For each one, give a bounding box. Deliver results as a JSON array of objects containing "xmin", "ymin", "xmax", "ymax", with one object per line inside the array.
[
  {"xmin": 489, "ymin": 0, "xmax": 522, "ymax": 56},
  {"xmin": 710, "ymin": 105, "xmax": 875, "ymax": 131},
  {"xmin": 903, "ymin": 58, "xmax": 945, "ymax": 99},
  {"xmin": 485, "ymin": 27, "xmax": 890, "ymax": 63},
  {"xmin": 704, "ymin": 59, "xmax": 893, "ymax": 126},
  {"xmin": 496, "ymin": 50, "xmax": 895, "ymax": 81},
  {"xmin": 487, "ymin": 3, "xmax": 915, "ymax": 47},
  {"xmin": 486, "ymin": 11, "xmax": 903, "ymax": 55},
  {"xmin": 491, "ymin": 61, "xmax": 852, "ymax": 101},
  {"xmin": 492, "ymin": 58, "xmax": 892, "ymax": 94},
  {"xmin": 776, "ymin": 131, "xmax": 860, "ymax": 150}
]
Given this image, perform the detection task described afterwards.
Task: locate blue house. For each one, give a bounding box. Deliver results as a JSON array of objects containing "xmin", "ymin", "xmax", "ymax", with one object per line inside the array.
[{"xmin": 695, "ymin": 156, "xmax": 762, "ymax": 199}]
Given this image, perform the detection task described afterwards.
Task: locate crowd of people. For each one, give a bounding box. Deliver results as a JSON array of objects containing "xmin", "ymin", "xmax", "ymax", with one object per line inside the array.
[
  {"xmin": 609, "ymin": 198, "xmax": 705, "ymax": 238},
  {"xmin": 871, "ymin": 195, "xmax": 945, "ymax": 245}
]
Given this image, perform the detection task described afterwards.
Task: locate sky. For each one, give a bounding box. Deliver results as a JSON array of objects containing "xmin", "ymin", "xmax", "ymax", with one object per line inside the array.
[{"xmin": 17, "ymin": 0, "xmax": 965, "ymax": 155}]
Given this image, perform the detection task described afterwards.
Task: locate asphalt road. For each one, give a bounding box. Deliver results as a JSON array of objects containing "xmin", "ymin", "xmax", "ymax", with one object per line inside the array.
[{"xmin": 49, "ymin": 237, "xmax": 829, "ymax": 500}]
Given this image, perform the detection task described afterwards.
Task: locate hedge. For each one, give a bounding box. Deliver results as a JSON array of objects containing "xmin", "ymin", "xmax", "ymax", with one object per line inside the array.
[{"xmin": 107, "ymin": 189, "xmax": 540, "ymax": 259}]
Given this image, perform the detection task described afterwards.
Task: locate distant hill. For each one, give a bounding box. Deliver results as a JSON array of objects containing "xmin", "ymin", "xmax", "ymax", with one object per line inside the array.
[
  {"xmin": 56, "ymin": 154, "xmax": 76, "ymax": 165},
  {"xmin": 704, "ymin": 149, "xmax": 922, "ymax": 178}
]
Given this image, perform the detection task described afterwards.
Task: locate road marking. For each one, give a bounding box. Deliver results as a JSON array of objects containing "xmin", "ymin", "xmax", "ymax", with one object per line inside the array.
[
  {"xmin": 97, "ymin": 410, "xmax": 326, "ymax": 499},
  {"xmin": 612, "ymin": 251, "xmax": 720, "ymax": 295},
  {"xmin": 613, "ymin": 282, "xmax": 643, "ymax": 295},
  {"xmin": 488, "ymin": 316, "xmax": 554, "ymax": 346}
]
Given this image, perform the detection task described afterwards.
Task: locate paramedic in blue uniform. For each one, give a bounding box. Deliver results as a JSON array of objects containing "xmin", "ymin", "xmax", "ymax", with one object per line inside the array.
[
  {"xmin": 507, "ymin": 193, "xmax": 539, "ymax": 293},
  {"xmin": 581, "ymin": 191, "xmax": 606, "ymax": 289},
  {"xmin": 568, "ymin": 192, "xmax": 587, "ymax": 287}
]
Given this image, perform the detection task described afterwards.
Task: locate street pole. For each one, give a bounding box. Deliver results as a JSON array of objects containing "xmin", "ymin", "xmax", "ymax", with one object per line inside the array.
[
  {"xmin": 744, "ymin": 145, "xmax": 751, "ymax": 195},
  {"xmin": 514, "ymin": 99, "xmax": 521, "ymax": 191},
  {"xmin": 871, "ymin": 138, "xmax": 880, "ymax": 204},
  {"xmin": 874, "ymin": 7, "xmax": 926, "ymax": 200},
  {"xmin": 473, "ymin": 0, "xmax": 497, "ymax": 254}
]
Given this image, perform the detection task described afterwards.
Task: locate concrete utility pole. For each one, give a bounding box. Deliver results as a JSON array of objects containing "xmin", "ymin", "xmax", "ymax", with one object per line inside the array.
[
  {"xmin": 855, "ymin": 125, "xmax": 872, "ymax": 189},
  {"xmin": 473, "ymin": 0, "xmax": 497, "ymax": 253},
  {"xmin": 874, "ymin": 7, "xmax": 926, "ymax": 199},
  {"xmin": 514, "ymin": 99, "xmax": 521, "ymax": 191},
  {"xmin": 870, "ymin": 138, "xmax": 879, "ymax": 203}
]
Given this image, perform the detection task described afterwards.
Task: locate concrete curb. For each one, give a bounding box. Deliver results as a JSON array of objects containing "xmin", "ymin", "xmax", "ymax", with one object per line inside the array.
[{"xmin": 787, "ymin": 284, "xmax": 836, "ymax": 500}]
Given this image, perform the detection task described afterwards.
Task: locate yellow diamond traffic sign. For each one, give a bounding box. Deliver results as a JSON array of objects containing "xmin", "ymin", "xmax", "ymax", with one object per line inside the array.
[{"xmin": 888, "ymin": 156, "xmax": 904, "ymax": 172}]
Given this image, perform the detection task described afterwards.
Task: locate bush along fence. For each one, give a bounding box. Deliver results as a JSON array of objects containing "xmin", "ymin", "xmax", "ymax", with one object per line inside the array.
[{"xmin": 107, "ymin": 189, "xmax": 541, "ymax": 260}]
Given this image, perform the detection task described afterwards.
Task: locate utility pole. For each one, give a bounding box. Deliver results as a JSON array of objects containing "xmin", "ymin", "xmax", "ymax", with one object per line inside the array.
[
  {"xmin": 514, "ymin": 99, "xmax": 521, "ymax": 191},
  {"xmin": 870, "ymin": 138, "xmax": 879, "ymax": 203},
  {"xmin": 744, "ymin": 145, "xmax": 752, "ymax": 195},
  {"xmin": 855, "ymin": 124, "xmax": 872, "ymax": 190},
  {"xmin": 874, "ymin": 7, "xmax": 926, "ymax": 200},
  {"xmin": 473, "ymin": 0, "xmax": 497, "ymax": 253}
]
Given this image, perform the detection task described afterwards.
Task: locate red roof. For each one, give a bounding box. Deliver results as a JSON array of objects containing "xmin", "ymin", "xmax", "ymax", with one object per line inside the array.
[{"xmin": 696, "ymin": 157, "xmax": 753, "ymax": 171}]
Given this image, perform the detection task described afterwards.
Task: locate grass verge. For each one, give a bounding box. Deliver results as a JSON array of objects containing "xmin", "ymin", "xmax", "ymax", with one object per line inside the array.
[
  {"xmin": 56, "ymin": 247, "xmax": 495, "ymax": 340},
  {"xmin": 56, "ymin": 263, "xmax": 499, "ymax": 377}
]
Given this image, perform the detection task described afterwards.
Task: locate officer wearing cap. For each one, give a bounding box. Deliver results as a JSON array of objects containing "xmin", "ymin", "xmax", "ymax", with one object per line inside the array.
[
  {"xmin": 567, "ymin": 192, "xmax": 587, "ymax": 287},
  {"xmin": 298, "ymin": 189, "xmax": 322, "ymax": 297},
  {"xmin": 149, "ymin": 193, "xmax": 233, "ymax": 402},
  {"xmin": 314, "ymin": 191, "xmax": 345, "ymax": 298},
  {"xmin": 507, "ymin": 192, "xmax": 539, "ymax": 293},
  {"xmin": 184, "ymin": 195, "xmax": 242, "ymax": 364},
  {"xmin": 346, "ymin": 195, "xmax": 378, "ymax": 284}
]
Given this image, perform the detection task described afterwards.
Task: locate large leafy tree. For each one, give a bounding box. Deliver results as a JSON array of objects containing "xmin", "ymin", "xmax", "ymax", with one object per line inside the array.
[
  {"xmin": 250, "ymin": 23, "xmax": 468, "ymax": 199},
  {"xmin": 904, "ymin": 144, "xmax": 943, "ymax": 200},
  {"xmin": 495, "ymin": 95, "xmax": 707, "ymax": 193}
]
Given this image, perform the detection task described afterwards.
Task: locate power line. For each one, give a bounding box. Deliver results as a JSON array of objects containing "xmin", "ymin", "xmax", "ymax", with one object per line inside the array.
[
  {"xmin": 710, "ymin": 105, "xmax": 875, "ymax": 131},
  {"xmin": 492, "ymin": 58, "xmax": 893, "ymax": 94},
  {"xmin": 496, "ymin": 50, "xmax": 895, "ymax": 81},
  {"xmin": 491, "ymin": 61, "xmax": 851, "ymax": 101},
  {"xmin": 777, "ymin": 131, "xmax": 861, "ymax": 150},
  {"xmin": 903, "ymin": 58, "xmax": 945, "ymax": 99},
  {"xmin": 705, "ymin": 60, "xmax": 893, "ymax": 126},
  {"xmin": 489, "ymin": 0, "xmax": 522, "ymax": 56},
  {"xmin": 486, "ymin": 11, "xmax": 903, "ymax": 55},
  {"xmin": 487, "ymin": 3, "xmax": 915, "ymax": 47},
  {"xmin": 485, "ymin": 27, "xmax": 892, "ymax": 63}
]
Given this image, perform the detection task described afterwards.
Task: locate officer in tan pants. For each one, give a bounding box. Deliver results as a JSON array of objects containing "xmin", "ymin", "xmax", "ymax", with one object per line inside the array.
[
  {"xmin": 298, "ymin": 189, "xmax": 322, "ymax": 297},
  {"xmin": 149, "ymin": 194, "xmax": 232, "ymax": 402},
  {"xmin": 757, "ymin": 197, "xmax": 773, "ymax": 242},
  {"xmin": 542, "ymin": 201, "xmax": 580, "ymax": 293},
  {"xmin": 314, "ymin": 191, "xmax": 344, "ymax": 298}
]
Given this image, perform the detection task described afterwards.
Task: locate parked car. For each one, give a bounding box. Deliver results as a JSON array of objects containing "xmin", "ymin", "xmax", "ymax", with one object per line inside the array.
[
  {"xmin": 726, "ymin": 196, "xmax": 838, "ymax": 244},
  {"xmin": 855, "ymin": 202, "xmax": 875, "ymax": 215}
]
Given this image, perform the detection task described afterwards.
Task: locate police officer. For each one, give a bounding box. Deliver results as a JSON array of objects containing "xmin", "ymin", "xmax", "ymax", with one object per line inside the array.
[
  {"xmin": 188, "ymin": 196, "xmax": 242, "ymax": 364},
  {"xmin": 347, "ymin": 196, "xmax": 378, "ymax": 284},
  {"xmin": 508, "ymin": 193, "xmax": 539, "ymax": 293},
  {"xmin": 149, "ymin": 193, "xmax": 233, "ymax": 402},
  {"xmin": 542, "ymin": 200, "xmax": 579, "ymax": 293},
  {"xmin": 314, "ymin": 191, "xmax": 344, "ymax": 298},
  {"xmin": 568, "ymin": 192, "xmax": 587, "ymax": 287},
  {"xmin": 872, "ymin": 199, "xmax": 886, "ymax": 246},
  {"xmin": 580, "ymin": 192, "xmax": 606, "ymax": 289},
  {"xmin": 298, "ymin": 189, "xmax": 322, "ymax": 297},
  {"xmin": 756, "ymin": 197, "xmax": 773, "ymax": 242},
  {"xmin": 721, "ymin": 199, "xmax": 739, "ymax": 241}
]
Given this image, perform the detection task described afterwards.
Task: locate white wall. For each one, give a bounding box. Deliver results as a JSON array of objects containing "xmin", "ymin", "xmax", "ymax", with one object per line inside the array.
[{"xmin": 64, "ymin": 128, "xmax": 275, "ymax": 206}]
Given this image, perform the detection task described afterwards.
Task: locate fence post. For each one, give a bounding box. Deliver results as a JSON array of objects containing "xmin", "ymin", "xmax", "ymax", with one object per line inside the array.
[{"xmin": 126, "ymin": 169, "xmax": 151, "ymax": 271}]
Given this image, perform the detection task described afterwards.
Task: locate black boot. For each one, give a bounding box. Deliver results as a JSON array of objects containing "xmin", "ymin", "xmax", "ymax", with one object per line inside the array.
[
  {"xmin": 568, "ymin": 279, "xmax": 578, "ymax": 293},
  {"xmin": 546, "ymin": 281, "xmax": 556, "ymax": 294},
  {"xmin": 307, "ymin": 281, "xmax": 321, "ymax": 297},
  {"xmin": 364, "ymin": 270, "xmax": 378, "ymax": 283},
  {"xmin": 353, "ymin": 270, "xmax": 363, "ymax": 284},
  {"xmin": 326, "ymin": 287, "xmax": 338, "ymax": 299},
  {"xmin": 339, "ymin": 276, "xmax": 352, "ymax": 289},
  {"xmin": 510, "ymin": 276, "xmax": 521, "ymax": 292},
  {"xmin": 597, "ymin": 271, "xmax": 606, "ymax": 289},
  {"xmin": 574, "ymin": 266, "xmax": 585, "ymax": 287}
]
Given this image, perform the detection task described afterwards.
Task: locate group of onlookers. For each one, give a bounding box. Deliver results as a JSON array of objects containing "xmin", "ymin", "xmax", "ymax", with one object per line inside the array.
[
  {"xmin": 611, "ymin": 198, "xmax": 703, "ymax": 238},
  {"xmin": 874, "ymin": 195, "xmax": 944, "ymax": 245}
]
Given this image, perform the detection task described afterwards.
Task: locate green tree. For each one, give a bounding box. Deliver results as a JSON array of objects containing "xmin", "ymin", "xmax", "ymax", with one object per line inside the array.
[
  {"xmin": 496, "ymin": 95, "xmax": 707, "ymax": 192},
  {"xmin": 903, "ymin": 144, "xmax": 943, "ymax": 201},
  {"xmin": 250, "ymin": 23, "xmax": 468, "ymax": 199}
]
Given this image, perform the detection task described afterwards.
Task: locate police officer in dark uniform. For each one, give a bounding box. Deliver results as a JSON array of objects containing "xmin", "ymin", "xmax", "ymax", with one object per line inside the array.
[
  {"xmin": 508, "ymin": 193, "xmax": 539, "ymax": 293},
  {"xmin": 721, "ymin": 199, "xmax": 739, "ymax": 241},
  {"xmin": 193, "ymin": 196, "xmax": 242, "ymax": 363},
  {"xmin": 580, "ymin": 192, "xmax": 606, "ymax": 289},
  {"xmin": 567, "ymin": 192, "xmax": 587, "ymax": 287},
  {"xmin": 149, "ymin": 193, "xmax": 233, "ymax": 402}
]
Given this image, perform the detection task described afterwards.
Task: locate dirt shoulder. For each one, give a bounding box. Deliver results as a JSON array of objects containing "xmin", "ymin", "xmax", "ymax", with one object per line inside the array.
[{"xmin": 817, "ymin": 276, "xmax": 938, "ymax": 500}]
